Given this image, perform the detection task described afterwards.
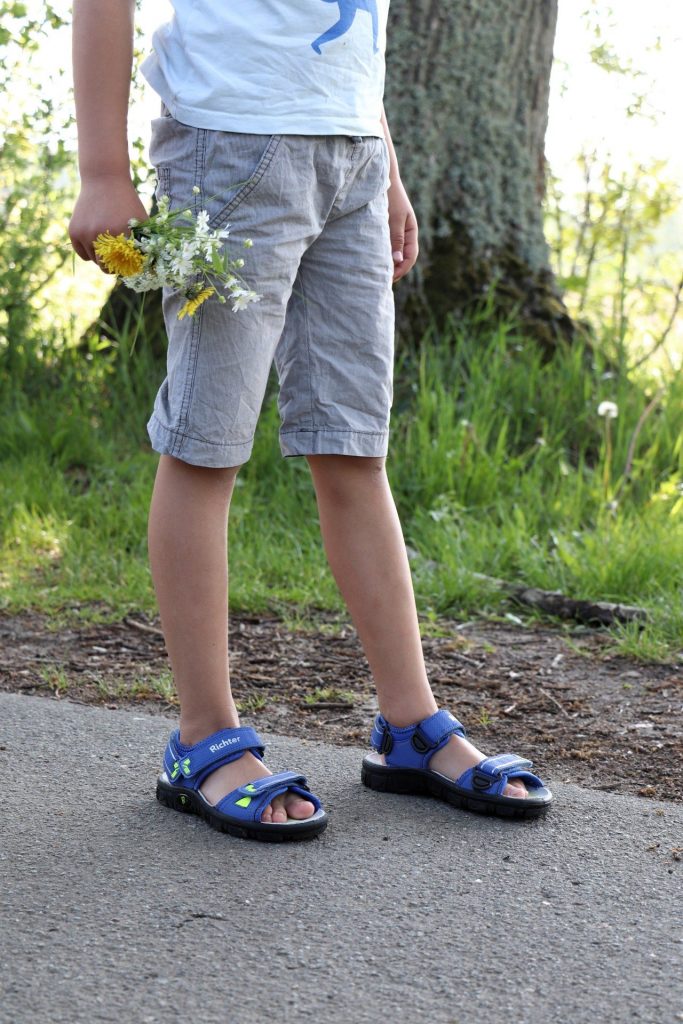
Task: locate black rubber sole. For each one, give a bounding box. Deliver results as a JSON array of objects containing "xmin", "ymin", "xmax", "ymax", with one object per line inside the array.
[
  {"xmin": 361, "ymin": 759, "xmax": 552, "ymax": 820},
  {"xmin": 156, "ymin": 778, "xmax": 328, "ymax": 842}
]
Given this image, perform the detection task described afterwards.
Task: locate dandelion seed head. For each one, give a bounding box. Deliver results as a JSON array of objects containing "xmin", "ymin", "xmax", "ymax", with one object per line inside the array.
[{"xmin": 597, "ymin": 401, "xmax": 619, "ymax": 419}]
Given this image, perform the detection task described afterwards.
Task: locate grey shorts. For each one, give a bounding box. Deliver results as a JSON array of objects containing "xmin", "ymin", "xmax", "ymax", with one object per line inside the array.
[{"xmin": 146, "ymin": 101, "xmax": 396, "ymax": 467}]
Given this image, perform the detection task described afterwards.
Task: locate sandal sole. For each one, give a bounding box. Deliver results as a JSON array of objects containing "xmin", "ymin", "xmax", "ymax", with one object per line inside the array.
[
  {"xmin": 361, "ymin": 760, "xmax": 552, "ymax": 820},
  {"xmin": 156, "ymin": 779, "xmax": 328, "ymax": 842}
]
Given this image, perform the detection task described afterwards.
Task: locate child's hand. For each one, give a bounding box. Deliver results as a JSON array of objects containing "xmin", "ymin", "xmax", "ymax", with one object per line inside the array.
[
  {"xmin": 387, "ymin": 178, "xmax": 419, "ymax": 284},
  {"xmin": 69, "ymin": 177, "xmax": 149, "ymax": 272}
]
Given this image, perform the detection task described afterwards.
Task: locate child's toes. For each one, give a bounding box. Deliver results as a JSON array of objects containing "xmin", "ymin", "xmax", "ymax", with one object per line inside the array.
[
  {"xmin": 504, "ymin": 779, "xmax": 528, "ymax": 799},
  {"xmin": 284, "ymin": 795, "xmax": 316, "ymax": 820},
  {"xmin": 260, "ymin": 802, "xmax": 274, "ymax": 823},
  {"xmin": 259, "ymin": 794, "xmax": 315, "ymax": 823},
  {"xmin": 270, "ymin": 795, "xmax": 290, "ymax": 823}
]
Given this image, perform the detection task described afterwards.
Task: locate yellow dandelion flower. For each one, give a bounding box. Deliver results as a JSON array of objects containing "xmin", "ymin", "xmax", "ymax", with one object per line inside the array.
[
  {"xmin": 93, "ymin": 231, "xmax": 145, "ymax": 276},
  {"xmin": 178, "ymin": 286, "xmax": 216, "ymax": 320}
]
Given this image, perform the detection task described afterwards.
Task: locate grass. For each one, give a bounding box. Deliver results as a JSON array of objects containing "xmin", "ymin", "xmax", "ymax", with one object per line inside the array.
[
  {"xmin": 236, "ymin": 695, "xmax": 269, "ymax": 714},
  {"xmin": 303, "ymin": 688, "xmax": 356, "ymax": 706},
  {"xmin": 1, "ymin": 311, "xmax": 682, "ymax": 661}
]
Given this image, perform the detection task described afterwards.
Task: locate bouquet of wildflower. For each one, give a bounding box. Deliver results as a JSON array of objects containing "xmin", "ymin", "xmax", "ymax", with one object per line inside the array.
[{"xmin": 93, "ymin": 190, "xmax": 261, "ymax": 321}]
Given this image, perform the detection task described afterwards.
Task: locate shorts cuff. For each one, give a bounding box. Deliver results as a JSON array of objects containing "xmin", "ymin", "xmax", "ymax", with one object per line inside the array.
[
  {"xmin": 279, "ymin": 427, "xmax": 389, "ymax": 458},
  {"xmin": 147, "ymin": 413, "xmax": 254, "ymax": 468}
]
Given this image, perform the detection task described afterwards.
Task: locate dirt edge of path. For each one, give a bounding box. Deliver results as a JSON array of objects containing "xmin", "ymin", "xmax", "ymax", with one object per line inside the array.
[{"xmin": 1, "ymin": 608, "xmax": 681, "ymax": 803}]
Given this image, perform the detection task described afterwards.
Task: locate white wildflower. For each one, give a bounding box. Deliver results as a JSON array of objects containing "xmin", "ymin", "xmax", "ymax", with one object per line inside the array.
[
  {"xmin": 231, "ymin": 288, "xmax": 261, "ymax": 312},
  {"xmin": 171, "ymin": 255, "xmax": 194, "ymax": 278},
  {"xmin": 195, "ymin": 210, "xmax": 210, "ymax": 236},
  {"xmin": 181, "ymin": 238, "xmax": 199, "ymax": 260},
  {"xmin": 597, "ymin": 401, "xmax": 618, "ymax": 419}
]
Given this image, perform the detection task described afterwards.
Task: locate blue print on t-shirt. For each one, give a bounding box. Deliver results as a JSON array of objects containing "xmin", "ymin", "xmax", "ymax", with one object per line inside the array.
[{"xmin": 311, "ymin": 0, "xmax": 379, "ymax": 55}]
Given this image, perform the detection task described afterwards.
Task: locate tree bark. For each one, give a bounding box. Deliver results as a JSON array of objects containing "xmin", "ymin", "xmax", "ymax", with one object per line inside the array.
[{"xmin": 385, "ymin": 0, "xmax": 574, "ymax": 347}]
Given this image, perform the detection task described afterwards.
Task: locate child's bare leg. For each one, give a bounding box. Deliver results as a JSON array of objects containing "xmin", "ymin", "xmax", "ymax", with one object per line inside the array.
[
  {"xmin": 306, "ymin": 454, "xmax": 527, "ymax": 798},
  {"xmin": 147, "ymin": 454, "xmax": 315, "ymax": 822}
]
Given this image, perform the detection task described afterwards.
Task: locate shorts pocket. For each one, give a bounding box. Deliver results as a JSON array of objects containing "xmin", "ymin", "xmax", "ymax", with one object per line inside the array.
[
  {"xmin": 148, "ymin": 115, "xmax": 282, "ymax": 228},
  {"xmin": 202, "ymin": 130, "xmax": 283, "ymax": 230}
]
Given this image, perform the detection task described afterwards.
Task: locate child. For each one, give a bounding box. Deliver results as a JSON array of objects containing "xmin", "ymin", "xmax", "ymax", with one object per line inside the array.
[{"xmin": 68, "ymin": 0, "xmax": 552, "ymax": 841}]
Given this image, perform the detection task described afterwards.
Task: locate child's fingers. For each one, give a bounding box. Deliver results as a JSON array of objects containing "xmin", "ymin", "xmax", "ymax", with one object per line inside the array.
[
  {"xmin": 389, "ymin": 208, "xmax": 407, "ymax": 263},
  {"xmin": 70, "ymin": 238, "xmax": 90, "ymax": 262},
  {"xmin": 391, "ymin": 213, "xmax": 418, "ymax": 282},
  {"xmin": 402, "ymin": 219, "xmax": 419, "ymax": 264}
]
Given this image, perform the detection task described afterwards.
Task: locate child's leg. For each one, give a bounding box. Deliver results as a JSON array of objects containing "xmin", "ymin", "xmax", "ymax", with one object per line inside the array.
[
  {"xmin": 147, "ymin": 453, "xmax": 316, "ymax": 822},
  {"xmin": 306, "ymin": 454, "xmax": 527, "ymax": 799}
]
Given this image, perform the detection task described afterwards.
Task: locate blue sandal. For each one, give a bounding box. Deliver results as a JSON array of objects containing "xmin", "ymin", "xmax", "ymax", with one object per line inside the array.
[
  {"xmin": 156, "ymin": 726, "xmax": 328, "ymax": 841},
  {"xmin": 361, "ymin": 709, "xmax": 552, "ymax": 819}
]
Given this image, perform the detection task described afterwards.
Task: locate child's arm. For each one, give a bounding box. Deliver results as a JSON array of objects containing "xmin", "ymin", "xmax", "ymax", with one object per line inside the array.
[
  {"xmin": 68, "ymin": 0, "xmax": 148, "ymax": 269},
  {"xmin": 380, "ymin": 103, "xmax": 419, "ymax": 282},
  {"xmin": 379, "ymin": 103, "xmax": 401, "ymax": 189}
]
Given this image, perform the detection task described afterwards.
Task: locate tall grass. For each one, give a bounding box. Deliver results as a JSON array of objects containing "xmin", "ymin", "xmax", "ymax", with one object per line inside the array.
[{"xmin": 1, "ymin": 313, "xmax": 682, "ymax": 659}]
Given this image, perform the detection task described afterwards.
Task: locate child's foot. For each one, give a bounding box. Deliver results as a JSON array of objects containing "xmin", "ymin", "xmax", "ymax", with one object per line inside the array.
[
  {"xmin": 198, "ymin": 750, "xmax": 317, "ymax": 823},
  {"xmin": 378, "ymin": 733, "xmax": 528, "ymax": 798}
]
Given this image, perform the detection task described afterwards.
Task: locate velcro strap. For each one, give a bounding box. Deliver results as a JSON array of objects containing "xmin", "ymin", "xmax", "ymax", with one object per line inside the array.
[
  {"xmin": 233, "ymin": 771, "xmax": 307, "ymax": 799},
  {"xmin": 370, "ymin": 715, "xmax": 394, "ymax": 755},
  {"xmin": 165, "ymin": 726, "xmax": 265, "ymax": 784},
  {"xmin": 412, "ymin": 709, "xmax": 466, "ymax": 752},
  {"xmin": 215, "ymin": 771, "xmax": 321, "ymax": 820},
  {"xmin": 476, "ymin": 754, "xmax": 533, "ymax": 779}
]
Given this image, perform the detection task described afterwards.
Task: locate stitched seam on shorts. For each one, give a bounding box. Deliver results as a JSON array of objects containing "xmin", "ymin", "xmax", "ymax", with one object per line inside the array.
[
  {"xmin": 279, "ymin": 428, "xmax": 388, "ymax": 436},
  {"xmin": 151, "ymin": 415, "xmax": 256, "ymax": 448},
  {"xmin": 210, "ymin": 134, "xmax": 283, "ymax": 230},
  {"xmin": 297, "ymin": 265, "xmax": 317, "ymax": 430},
  {"xmin": 157, "ymin": 166, "xmax": 171, "ymax": 205},
  {"xmin": 194, "ymin": 127, "xmax": 207, "ymax": 216},
  {"xmin": 173, "ymin": 298, "xmax": 203, "ymax": 458},
  {"xmin": 171, "ymin": 129, "xmax": 210, "ymax": 458}
]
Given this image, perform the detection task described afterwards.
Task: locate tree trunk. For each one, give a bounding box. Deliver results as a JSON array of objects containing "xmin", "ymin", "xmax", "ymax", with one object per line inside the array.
[
  {"xmin": 82, "ymin": 278, "xmax": 166, "ymax": 361},
  {"xmin": 385, "ymin": 0, "xmax": 574, "ymax": 347}
]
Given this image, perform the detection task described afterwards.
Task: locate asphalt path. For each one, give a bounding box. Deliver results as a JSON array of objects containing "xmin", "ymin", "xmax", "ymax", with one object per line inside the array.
[{"xmin": 1, "ymin": 691, "xmax": 681, "ymax": 1024}]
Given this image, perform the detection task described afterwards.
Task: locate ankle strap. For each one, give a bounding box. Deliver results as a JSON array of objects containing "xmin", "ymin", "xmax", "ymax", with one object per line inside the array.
[
  {"xmin": 371, "ymin": 709, "xmax": 466, "ymax": 769},
  {"xmin": 164, "ymin": 726, "xmax": 265, "ymax": 789}
]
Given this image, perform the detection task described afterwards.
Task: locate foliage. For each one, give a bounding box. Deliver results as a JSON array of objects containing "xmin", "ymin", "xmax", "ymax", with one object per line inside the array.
[
  {"xmin": 0, "ymin": 1, "xmax": 153, "ymax": 384},
  {"xmin": 545, "ymin": 153, "xmax": 682, "ymax": 373},
  {"xmin": 1, "ymin": 314, "xmax": 681, "ymax": 659},
  {"xmin": 0, "ymin": 2, "xmax": 74, "ymax": 379}
]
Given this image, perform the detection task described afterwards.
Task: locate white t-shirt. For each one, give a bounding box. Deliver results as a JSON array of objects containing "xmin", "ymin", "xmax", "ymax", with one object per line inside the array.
[{"xmin": 140, "ymin": 0, "xmax": 390, "ymax": 137}]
